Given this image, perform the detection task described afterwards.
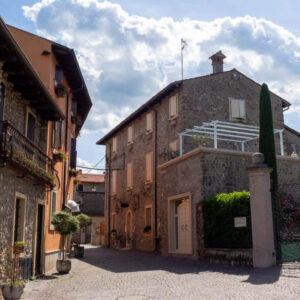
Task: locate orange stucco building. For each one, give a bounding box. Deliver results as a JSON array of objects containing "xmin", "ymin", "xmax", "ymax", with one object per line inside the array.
[{"xmin": 8, "ymin": 26, "xmax": 92, "ymax": 273}]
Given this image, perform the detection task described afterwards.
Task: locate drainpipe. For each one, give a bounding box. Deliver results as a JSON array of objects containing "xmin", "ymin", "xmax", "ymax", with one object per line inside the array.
[
  {"xmin": 152, "ymin": 108, "xmax": 159, "ymax": 251},
  {"xmin": 107, "ymin": 142, "xmax": 112, "ymax": 247},
  {"xmin": 63, "ymin": 93, "xmax": 69, "ymax": 207}
]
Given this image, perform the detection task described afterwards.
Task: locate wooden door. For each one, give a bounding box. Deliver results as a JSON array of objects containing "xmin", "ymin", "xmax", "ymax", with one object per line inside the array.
[{"xmin": 177, "ymin": 200, "xmax": 192, "ymax": 254}]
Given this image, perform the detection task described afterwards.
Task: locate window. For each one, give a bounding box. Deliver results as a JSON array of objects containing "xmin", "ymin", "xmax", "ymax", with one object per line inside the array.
[
  {"xmin": 169, "ymin": 139, "xmax": 179, "ymax": 152},
  {"xmin": 145, "ymin": 206, "xmax": 152, "ymax": 227},
  {"xmin": 145, "ymin": 152, "xmax": 153, "ymax": 183},
  {"xmin": 50, "ymin": 190, "xmax": 57, "ymax": 230},
  {"xmin": 112, "ymin": 137, "xmax": 118, "ymax": 154},
  {"xmin": 77, "ymin": 184, "xmax": 83, "ymax": 192},
  {"xmin": 112, "ymin": 170, "xmax": 117, "ymax": 195},
  {"xmin": 112, "ymin": 213, "xmax": 116, "ymax": 230},
  {"xmin": 92, "ymin": 185, "xmax": 97, "ymax": 192},
  {"xmin": 127, "ymin": 162, "xmax": 133, "ymax": 189},
  {"xmin": 13, "ymin": 196, "xmax": 26, "ymax": 243},
  {"xmin": 229, "ymin": 98, "xmax": 245, "ymax": 120},
  {"xmin": 52, "ymin": 120, "xmax": 62, "ymax": 149},
  {"xmin": 70, "ymin": 137, "xmax": 77, "ymax": 169},
  {"xmin": 26, "ymin": 111, "xmax": 36, "ymax": 142},
  {"xmin": 146, "ymin": 112, "xmax": 153, "ymax": 133},
  {"xmin": 169, "ymin": 94, "xmax": 178, "ymax": 119},
  {"xmin": 128, "ymin": 126, "xmax": 133, "ymax": 144},
  {"xmin": 55, "ymin": 66, "xmax": 63, "ymax": 86}
]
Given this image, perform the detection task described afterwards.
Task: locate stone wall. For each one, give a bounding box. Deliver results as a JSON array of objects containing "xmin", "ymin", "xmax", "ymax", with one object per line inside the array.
[
  {"xmin": 0, "ymin": 166, "xmax": 45, "ymax": 256},
  {"xmin": 158, "ymin": 147, "xmax": 300, "ymax": 259}
]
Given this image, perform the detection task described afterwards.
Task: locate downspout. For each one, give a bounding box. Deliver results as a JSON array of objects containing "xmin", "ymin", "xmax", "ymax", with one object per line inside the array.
[
  {"xmin": 153, "ymin": 108, "xmax": 159, "ymax": 251},
  {"xmin": 107, "ymin": 142, "xmax": 112, "ymax": 248},
  {"xmin": 63, "ymin": 92, "xmax": 69, "ymax": 207}
]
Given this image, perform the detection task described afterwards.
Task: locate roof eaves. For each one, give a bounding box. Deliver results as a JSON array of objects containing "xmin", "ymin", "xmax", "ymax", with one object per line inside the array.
[{"xmin": 96, "ymin": 81, "xmax": 182, "ymax": 145}]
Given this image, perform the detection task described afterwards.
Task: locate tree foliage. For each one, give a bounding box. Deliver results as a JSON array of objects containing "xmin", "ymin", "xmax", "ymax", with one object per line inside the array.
[
  {"xmin": 259, "ymin": 83, "xmax": 278, "ymax": 185},
  {"xmin": 51, "ymin": 211, "xmax": 80, "ymax": 236},
  {"xmin": 76, "ymin": 213, "xmax": 92, "ymax": 229}
]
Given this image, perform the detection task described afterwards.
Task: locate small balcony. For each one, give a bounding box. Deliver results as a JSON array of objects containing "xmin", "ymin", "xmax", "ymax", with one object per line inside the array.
[{"xmin": 0, "ymin": 121, "xmax": 54, "ymax": 187}]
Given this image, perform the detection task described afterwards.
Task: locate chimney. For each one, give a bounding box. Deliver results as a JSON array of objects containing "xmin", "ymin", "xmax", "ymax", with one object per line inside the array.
[{"xmin": 209, "ymin": 51, "xmax": 226, "ymax": 74}]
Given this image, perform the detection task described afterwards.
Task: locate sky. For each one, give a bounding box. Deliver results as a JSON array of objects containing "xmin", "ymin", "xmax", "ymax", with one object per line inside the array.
[{"xmin": 1, "ymin": 0, "xmax": 300, "ymax": 172}]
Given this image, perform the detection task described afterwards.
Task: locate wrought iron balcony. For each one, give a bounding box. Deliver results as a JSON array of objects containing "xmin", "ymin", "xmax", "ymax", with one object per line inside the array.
[{"xmin": 0, "ymin": 121, "xmax": 54, "ymax": 187}]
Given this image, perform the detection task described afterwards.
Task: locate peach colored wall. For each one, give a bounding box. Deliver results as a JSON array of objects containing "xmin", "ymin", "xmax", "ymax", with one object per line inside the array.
[{"xmin": 8, "ymin": 26, "xmax": 76, "ymax": 254}]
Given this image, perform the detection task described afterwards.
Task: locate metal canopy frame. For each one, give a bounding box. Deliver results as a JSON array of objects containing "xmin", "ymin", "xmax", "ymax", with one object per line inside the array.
[{"xmin": 178, "ymin": 120, "xmax": 284, "ymax": 156}]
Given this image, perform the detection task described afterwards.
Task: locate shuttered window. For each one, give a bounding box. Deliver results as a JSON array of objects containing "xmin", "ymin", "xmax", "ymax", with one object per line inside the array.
[
  {"xmin": 169, "ymin": 95, "xmax": 178, "ymax": 118},
  {"xmin": 27, "ymin": 112, "xmax": 36, "ymax": 142},
  {"xmin": 14, "ymin": 197, "xmax": 26, "ymax": 242},
  {"xmin": 52, "ymin": 121, "xmax": 62, "ymax": 149},
  {"xmin": 229, "ymin": 98, "xmax": 246, "ymax": 119},
  {"xmin": 145, "ymin": 206, "xmax": 152, "ymax": 227},
  {"xmin": 112, "ymin": 137, "xmax": 118, "ymax": 154},
  {"xmin": 112, "ymin": 170, "xmax": 117, "ymax": 195},
  {"xmin": 169, "ymin": 139, "xmax": 179, "ymax": 151},
  {"xmin": 145, "ymin": 152, "xmax": 153, "ymax": 183},
  {"xmin": 127, "ymin": 162, "xmax": 133, "ymax": 189},
  {"xmin": 146, "ymin": 112, "xmax": 153, "ymax": 132},
  {"xmin": 70, "ymin": 137, "xmax": 77, "ymax": 169},
  {"xmin": 128, "ymin": 126, "xmax": 133, "ymax": 144}
]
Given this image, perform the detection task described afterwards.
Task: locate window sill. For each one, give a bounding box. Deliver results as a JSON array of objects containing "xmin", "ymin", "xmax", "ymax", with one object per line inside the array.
[
  {"xmin": 112, "ymin": 152, "xmax": 118, "ymax": 159},
  {"xmin": 144, "ymin": 181, "xmax": 152, "ymax": 190},
  {"xmin": 127, "ymin": 142, "xmax": 134, "ymax": 150},
  {"xmin": 126, "ymin": 187, "xmax": 133, "ymax": 194},
  {"xmin": 145, "ymin": 130, "xmax": 153, "ymax": 139},
  {"xmin": 169, "ymin": 115, "xmax": 178, "ymax": 126}
]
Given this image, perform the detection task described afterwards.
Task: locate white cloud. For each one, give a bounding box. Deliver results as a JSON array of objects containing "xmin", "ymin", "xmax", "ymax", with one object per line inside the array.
[{"xmin": 22, "ymin": 0, "xmax": 300, "ymax": 137}]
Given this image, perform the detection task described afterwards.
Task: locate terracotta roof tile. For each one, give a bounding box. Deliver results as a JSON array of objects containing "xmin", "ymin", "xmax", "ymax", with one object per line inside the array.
[{"xmin": 79, "ymin": 174, "xmax": 105, "ymax": 183}]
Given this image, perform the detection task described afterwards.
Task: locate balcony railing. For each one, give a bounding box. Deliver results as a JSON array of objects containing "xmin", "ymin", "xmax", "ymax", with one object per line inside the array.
[{"xmin": 0, "ymin": 121, "xmax": 54, "ymax": 187}]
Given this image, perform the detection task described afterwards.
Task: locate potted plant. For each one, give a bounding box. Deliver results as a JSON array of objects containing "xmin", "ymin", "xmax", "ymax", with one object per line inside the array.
[
  {"xmin": 0, "ymin": 244, "xmax": 26, "ymax": 300},
  {"xmin": 13, "ymin": 241, "xmax": 26, "ymax": 254},
  {"xmin": 74, "ymin": 178, "xmax": 81, "ymax": 185},
  {"xmin": 53, "ymin": 151, "xmax": 66, "ymax": 162},
  {"xmin": 51, "ymin": 211, "xmax": 79, "ymax": 274},
  {"xmin": 55, "ymin": 83, "xmax": 66, "ymax": 98},
  {"xmin": 73, "ymin": 214, "xmax": 92, "ymax": 258},
  {"xmin": 69, "ymin": 168, "xmax": 79, "ymax": 177}
]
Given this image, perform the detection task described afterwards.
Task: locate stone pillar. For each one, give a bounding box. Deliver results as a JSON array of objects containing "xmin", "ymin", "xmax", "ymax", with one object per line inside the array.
[{"xmin": 247, "ymin": 153, "xmax": 276, "ymax": 268}]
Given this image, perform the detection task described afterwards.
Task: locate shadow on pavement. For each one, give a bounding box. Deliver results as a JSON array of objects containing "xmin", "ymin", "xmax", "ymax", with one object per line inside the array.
[{"xmin": 74, "ymin": 246, "xmax": 283, "ymax": 285}]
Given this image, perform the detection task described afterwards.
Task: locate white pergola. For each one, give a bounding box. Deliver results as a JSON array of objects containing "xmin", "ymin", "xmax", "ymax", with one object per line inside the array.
[{"xmin": 178, "ymin": 120, "xmax": 284, "ymax": 156}]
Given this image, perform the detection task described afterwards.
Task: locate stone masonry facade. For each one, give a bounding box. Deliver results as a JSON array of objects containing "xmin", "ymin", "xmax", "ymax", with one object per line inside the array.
[
  {"xmin": 0, "ymin": 62, "xmax": 48, "ymax": 276},
  {"xmin": 103, "ymin": 67, "xmax": 299, "ymax": 255}
]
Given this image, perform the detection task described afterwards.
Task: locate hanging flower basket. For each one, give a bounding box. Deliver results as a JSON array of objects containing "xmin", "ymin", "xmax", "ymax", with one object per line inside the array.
[
  {"xmin": 53, "ymin": 151, "xmax": 66, "ymax": 162},
  {"xmin": 55, "ymin": 84, "xmax": 66, "ymax": 98},
  {"xmin": 74, "ymin": 178, "xmax": 81, "ymax": 185},
  {"xmin": 69, "ymin": 168, "xmax": 79, "ymax": 177}
]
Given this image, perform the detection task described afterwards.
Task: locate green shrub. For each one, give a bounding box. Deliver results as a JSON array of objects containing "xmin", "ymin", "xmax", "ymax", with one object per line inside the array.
[
  {"xmin": 203, "ymin": 191, "xmax": 252, "ymax": 249},
  {"xmin": 51, "ymin": 211, "xmax": 80, "ymax": 235},
  {"xmin": 76, "ymin": 213, "xmax": 92, "ymax": 229}
]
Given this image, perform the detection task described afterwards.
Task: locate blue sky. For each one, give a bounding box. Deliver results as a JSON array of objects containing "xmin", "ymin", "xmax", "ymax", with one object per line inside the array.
[{"xmin": 1, "ymin": 0, "xmax": 300, "ymax": 171}]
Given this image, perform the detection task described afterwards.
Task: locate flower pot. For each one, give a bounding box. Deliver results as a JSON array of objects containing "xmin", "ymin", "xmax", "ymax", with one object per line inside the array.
[
  {"xmin": 74, "ymin": 246, "xmax": 84, "ymax": 258},
  {"xmin": 56, "ymin": 259, "xmax": 71, "ymax": 274},
  {"xmin": 13, "ymin": 245, "xmax": 25, "ymax": 254},
  {"xmin": 1, "ymin": 284, "xmax": 24, "ymax": 300}
]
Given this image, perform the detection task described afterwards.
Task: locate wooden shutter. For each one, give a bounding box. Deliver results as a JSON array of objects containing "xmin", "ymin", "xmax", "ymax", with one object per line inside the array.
[
  {"xmin": 230, "ymin": 98, "xmax": 246, "ymax": 119},
  {"xmin": 239, "ymin": 100, "xmax": 246, "ymax": 119},
  {"xmin": 169, "ymin": 95, "xmax": 178, "ymax": 118},
  {"xmin": 128, "ymin": 126, "xmax": 133, "ymax": 143},
  {"xmin": 112, "ymin": 170, "xmax": 117, "ymax": 194},
  {"xmin": 127, "ymin": 162, "xmax": 133, "ymax": 188},
  {"xmin": 146, "ymin": 152, "xmax": 153, "ymax": 182},
  {"xmin": 112, "ymin": 137, "xmax": 118, "ymax": 153},
  {"xmin": 70, "ymin": 138, "xmax": 77, "ymax": 169},
  {"xmin": 146, "ymin": 112, "xmax": 153, "ymax": 132},
  {"xmin": 145, "ymin": 207, "xmax": 151, "ymax": 227}
]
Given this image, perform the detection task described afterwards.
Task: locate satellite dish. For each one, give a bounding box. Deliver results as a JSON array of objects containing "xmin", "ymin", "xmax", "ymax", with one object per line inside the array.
[{"xmin": 66, "ymin": 200, "xmax": 80, "ymax": 212}]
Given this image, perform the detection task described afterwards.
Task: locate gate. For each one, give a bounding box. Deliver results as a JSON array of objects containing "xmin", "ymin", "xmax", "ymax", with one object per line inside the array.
[{"xmin": 273, "ymin": 183, "xmax": 300, "ymax": 263}]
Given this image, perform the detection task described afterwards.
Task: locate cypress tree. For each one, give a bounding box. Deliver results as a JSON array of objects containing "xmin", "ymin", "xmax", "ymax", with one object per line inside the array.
[{"xmin": 259, "ymin": 83, "xmax": 278, "ymax": 185}]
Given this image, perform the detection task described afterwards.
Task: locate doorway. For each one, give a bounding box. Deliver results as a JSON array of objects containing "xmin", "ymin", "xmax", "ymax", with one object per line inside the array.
[
  {"xmin": 35, "ymin": 204, "xmax": 44, "ymax": 276},
  {"xmin": 168, "ymin": 194, "xmax": 192, "ymax": 254}
]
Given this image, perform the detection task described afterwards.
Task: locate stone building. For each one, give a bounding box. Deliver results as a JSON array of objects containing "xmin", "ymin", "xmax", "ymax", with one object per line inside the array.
[
  {"xmin": 73, "ymin": 174, "xmax": 105, "ymax": 245},
  {"xmin": 97, "ymin": 50, "xmax": 300, "ymax": 256},
  {"xmin": 0, "ymin": 17, "xmax": 63, "ymax": 278},
  {"xmin": 0, "ymin": 18, "xmax": 92, "ymax": 277}
]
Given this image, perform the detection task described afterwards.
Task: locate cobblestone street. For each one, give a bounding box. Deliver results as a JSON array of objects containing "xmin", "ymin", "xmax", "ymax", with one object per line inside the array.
[{"xmin": 20, "ymin": 246, "xmax": 300, "ymax": 300}]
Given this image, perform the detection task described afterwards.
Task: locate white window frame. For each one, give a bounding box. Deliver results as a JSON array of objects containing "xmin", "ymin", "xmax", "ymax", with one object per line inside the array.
[{"xmin": 49, "ymin": 190, "xmax": 57, "ymax": 230}]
